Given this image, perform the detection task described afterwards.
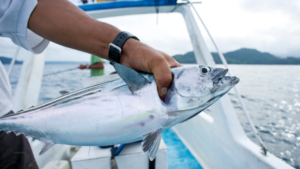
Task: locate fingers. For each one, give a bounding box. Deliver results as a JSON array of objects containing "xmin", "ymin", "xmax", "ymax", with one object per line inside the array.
[
  {"xmin": 121, "ymin": 40, "xmax": 181, "ymax": 97},
  {"xmin": 149, "ymin": 57, "xmax": 173, "ymax": 97},
  {"xmin": 158, "ymin": 51, "xmax": 182, "ymax": 68}
]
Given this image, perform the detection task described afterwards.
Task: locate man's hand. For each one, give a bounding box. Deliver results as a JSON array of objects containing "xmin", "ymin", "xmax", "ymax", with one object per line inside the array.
[
  {"xmin": 121, "ymin": 39, "xmax": 181, "ymax": 97},
  {"xmin": 78, "ymin": 65, "xmax": 87, "ymax": 69}
]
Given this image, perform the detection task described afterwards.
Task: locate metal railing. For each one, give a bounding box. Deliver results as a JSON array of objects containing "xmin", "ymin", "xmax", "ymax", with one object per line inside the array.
[{"xmin": 185, "ymin": 0, "xmax": 267, "ymax": 155}]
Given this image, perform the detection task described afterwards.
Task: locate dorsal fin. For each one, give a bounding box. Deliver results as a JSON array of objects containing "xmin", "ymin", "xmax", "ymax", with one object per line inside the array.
[
  {"xmin": 142, "ymin": 129, "xmax": 162, "ymax": 161},
  {"xmin": 111, "ymin": 62, "xmax": 150, "ymax": 94},
  {"xmin": 59, "ymin": 91, "xmax": 69, "ymax": 95}
]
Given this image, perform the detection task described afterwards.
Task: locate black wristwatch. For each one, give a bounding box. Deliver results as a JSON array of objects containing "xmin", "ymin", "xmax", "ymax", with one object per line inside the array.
[{"xmin": 108, "ymin": 31, "xmax": 139, "ymax": 63}]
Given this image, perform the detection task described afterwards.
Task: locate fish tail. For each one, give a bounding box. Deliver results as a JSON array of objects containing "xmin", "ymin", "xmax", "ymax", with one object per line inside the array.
[{"xmin": 0, "ymin": 110, "xmax": 24, "ymax": 136}]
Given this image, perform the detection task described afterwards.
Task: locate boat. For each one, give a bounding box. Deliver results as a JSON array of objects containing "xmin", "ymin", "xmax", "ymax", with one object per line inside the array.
[{"xmin": 8, "ymin": 0, "xmax": 294, "ymax": 168}]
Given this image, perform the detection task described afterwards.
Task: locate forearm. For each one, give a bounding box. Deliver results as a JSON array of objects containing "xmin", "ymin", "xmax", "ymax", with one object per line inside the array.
[
  {"xmin": 28, "ymin": 0, "xmax": 181, "ymax": 97},
  {"xmin": 28, "ymin": 0, "xmax": 120, "ymax": 59},
  {"xmin": 89, "ymin": 62, "xmax": 104, "ymax": 69}
]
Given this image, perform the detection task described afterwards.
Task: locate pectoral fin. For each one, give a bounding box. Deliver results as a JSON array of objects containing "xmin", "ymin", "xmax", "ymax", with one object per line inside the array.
[
  {"xmin": 40, "ymin": 142, "xmax": 55, "ymax": 155},
  {"xmin": 111, "ymin": 62, "xmax": 150, "ymax": 94},
  {"xmin": 142, "ymin": 129, "xmax": 162, "ymax": 161}
]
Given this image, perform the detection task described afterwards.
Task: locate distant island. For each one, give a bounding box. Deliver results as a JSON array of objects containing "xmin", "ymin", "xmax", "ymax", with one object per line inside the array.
[
  {"xmin": 173, "ymin": 48, "xmax": 300, "ymax": 64},
  {"xmin": 0, "ymin": 57, "xmax": 83, "ymax": 65},
  {"xmin": 1, "ymin": 48, "xmax": 300, "ymax": 65},
  {"xmin": 0, "ymin": 57, "xmax": 23, "ymax": 64}
]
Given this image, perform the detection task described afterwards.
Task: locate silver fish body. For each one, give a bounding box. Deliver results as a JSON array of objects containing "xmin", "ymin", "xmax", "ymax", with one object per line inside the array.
[{"xmin": 0, "ymin": 64, "xmax": 239, "ymax": 160}]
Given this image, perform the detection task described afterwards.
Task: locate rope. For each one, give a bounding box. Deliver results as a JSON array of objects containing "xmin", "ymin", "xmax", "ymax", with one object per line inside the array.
[{"xmin": 185, "ymin": 0, "xmax": 267, "ymax": 155}]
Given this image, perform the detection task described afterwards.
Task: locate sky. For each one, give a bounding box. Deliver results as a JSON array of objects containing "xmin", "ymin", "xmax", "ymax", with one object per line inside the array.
[{"xmin": 0, "ymin": 0, "xmax": 299, "ymax": 62}]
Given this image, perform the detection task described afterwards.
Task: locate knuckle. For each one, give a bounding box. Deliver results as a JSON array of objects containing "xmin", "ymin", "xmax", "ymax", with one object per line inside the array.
[{"xmin": 150, "ymin": 55, "xmax": 165, "ymax": 65}]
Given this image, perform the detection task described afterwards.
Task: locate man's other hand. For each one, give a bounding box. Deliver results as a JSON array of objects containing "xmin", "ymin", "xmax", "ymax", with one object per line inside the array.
[{"xmin": 78, "ymin": 65, "xmax": 87, "ymax": 69}]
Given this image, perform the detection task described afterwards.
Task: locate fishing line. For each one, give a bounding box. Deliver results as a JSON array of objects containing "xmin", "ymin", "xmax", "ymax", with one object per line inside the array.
[
  {"xmin": 10, "ymin": 62, "xmax": 101, "ymax": 85},
  {"xmin": 9, "ymin": 67, "xmax": 78, "ymax": 85},
  {"xmin": 43, "ymin": 67, "xmax": 78, "ymax": 77},
  {"xmin": 42, "ymin": 62, "xmax": 100, "ymax": 77}
]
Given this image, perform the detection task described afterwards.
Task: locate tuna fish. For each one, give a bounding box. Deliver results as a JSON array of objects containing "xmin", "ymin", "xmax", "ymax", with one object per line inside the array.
[{"xmin": 0, "ymin": 63, "xmax": 239, "ymax": 160}]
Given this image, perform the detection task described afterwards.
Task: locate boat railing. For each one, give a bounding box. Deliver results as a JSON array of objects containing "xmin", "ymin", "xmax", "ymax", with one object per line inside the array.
[{"xmin": 185, "ymin": 0, "xmax": 267, "ymax": 155}]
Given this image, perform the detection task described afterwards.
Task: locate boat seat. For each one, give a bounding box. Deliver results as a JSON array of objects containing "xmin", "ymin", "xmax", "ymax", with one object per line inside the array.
[{"xmin": 70, "ymin": 139, "xmax": 168, "ymax": 169}]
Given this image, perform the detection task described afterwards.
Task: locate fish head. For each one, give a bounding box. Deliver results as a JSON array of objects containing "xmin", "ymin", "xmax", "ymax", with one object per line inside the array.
[{"xmin": 166, "ymin": 65, "xmax": 239, "ymax": 112}]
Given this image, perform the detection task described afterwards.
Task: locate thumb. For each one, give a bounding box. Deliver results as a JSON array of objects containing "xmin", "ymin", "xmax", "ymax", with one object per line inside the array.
[{"xmin": 150, "ymin": 58, "xmax": 173, "ymax": 97}]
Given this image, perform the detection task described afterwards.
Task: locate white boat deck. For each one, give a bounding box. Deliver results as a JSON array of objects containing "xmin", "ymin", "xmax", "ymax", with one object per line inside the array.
[{"xmin": 71, "ymin": 140, "xmax": 167, "ymax": 169}]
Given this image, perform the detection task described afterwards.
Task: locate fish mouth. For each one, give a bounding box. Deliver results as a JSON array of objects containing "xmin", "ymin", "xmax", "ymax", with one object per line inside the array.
[
  {"xmin": 211, "ymin": 76, "xmax": 239, "ymax": 93},
  {"xmin": 211, "ymin": 69, "xmax": 228, "ymax": 84},
  {"xmin": 211, "ymin": 68, "xmax": 239, "ymax": 85},
  {"xmin": 231, "ymin": 76, "xmax": 240, "ymax": 84}
]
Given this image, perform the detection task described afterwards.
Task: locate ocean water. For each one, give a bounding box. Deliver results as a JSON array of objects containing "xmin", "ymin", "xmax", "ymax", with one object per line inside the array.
[
  {"xmin": 4, "ymin": 63, "xmax": 300, "ymax": 168},
  {"xmin": 225, "ymin": 65, "xmax": 300, "ymax": 168}
]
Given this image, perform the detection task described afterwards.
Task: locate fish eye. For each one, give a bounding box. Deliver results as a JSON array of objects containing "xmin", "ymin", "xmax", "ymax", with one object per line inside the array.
[{"xmin": 201, "ymin": 67, "xmax": 210, "ymax": 74}]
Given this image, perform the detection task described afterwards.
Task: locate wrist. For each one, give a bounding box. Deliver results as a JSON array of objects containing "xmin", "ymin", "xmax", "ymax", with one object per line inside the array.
[
  {"xmin": 108, "ymin": 31, "xmax": 139, "ymax": 63},
  {"xmin": 120, "ymin": 38, "xmax": 140, "ymax": 64}
]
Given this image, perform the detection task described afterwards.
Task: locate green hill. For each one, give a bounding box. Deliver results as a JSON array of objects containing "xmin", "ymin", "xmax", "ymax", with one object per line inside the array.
[
  {"xmin": 173, "ymin": 48, "xmax": 300, "ymax": 64},
  {"xmin": 0, "ymin": 56, "xmax": 23, "ymax": 64}
]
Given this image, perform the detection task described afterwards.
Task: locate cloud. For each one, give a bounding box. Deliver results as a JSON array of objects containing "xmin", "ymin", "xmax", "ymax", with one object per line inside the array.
[
  {"xmin": 193, "ymin": 0, "xmax": 300, "ymax": 57},
  {"xmin": 98, "ymin": 13, "xmax": 193, "ymax": 56},
  {"xmin": 241, "ymin": 0, "xmax": 300, "ymax": 21},
  {"xmin": 1, "ymin": 0, "xmax": 300, "ymax": 62}
]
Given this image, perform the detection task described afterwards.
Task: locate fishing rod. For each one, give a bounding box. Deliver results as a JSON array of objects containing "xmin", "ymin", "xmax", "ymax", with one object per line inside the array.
[
  {"xmin": 43, "ymin": 67, "xmax": 78, "ymax": 77},
  {"xmin": 43, "ymin": 62, "xmax": 103, "ymax": 77},
  {"xmin": 10, "ymin": 62, "xmax": 104, "ymax": 85},
  {"xmin": 9, "ymin": 67, "xmax": 79, "ymax": 85}
]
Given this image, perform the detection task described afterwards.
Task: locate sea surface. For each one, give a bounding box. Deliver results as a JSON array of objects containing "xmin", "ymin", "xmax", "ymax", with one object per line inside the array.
[{"xmin": 4, "ymin": 63, "xmax": 300, "ymax": 168}]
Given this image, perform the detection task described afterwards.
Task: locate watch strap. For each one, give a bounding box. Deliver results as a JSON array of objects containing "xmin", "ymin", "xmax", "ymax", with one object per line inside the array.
[{"xmin": 108, "ymin": 31, "xmax": 139, "ymax": 63}]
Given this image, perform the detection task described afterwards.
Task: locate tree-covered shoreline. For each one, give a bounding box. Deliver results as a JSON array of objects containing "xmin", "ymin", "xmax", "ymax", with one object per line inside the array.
[
  {"xmin": 173, "ymin": 48, "xmax": 300, "ymax": 64},
  {"xmin": 1, "ymin": 48, "xmax": 300, "ymax": 65}
]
